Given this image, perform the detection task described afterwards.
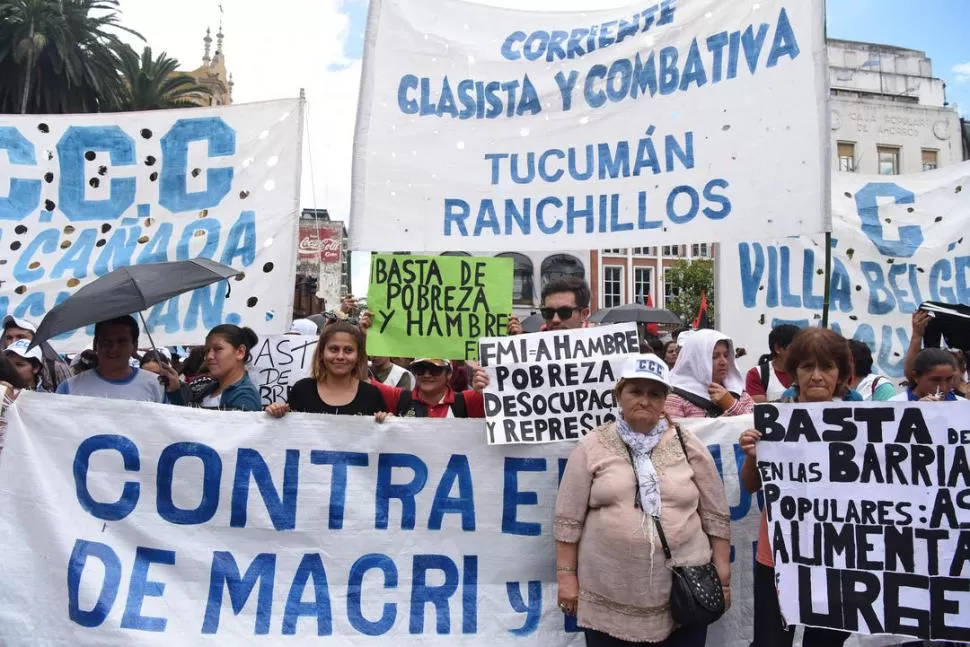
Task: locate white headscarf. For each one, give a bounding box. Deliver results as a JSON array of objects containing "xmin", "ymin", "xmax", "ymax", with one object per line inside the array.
[{"xmin": 669, "ymin": 329, "xmax": 744, "ymax": 400}]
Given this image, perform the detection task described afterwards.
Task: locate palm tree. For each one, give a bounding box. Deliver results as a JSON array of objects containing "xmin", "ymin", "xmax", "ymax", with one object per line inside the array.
[
  {"xmin": 115, "ymin": 45, "xmax": 212, "ymax": 111},
  {"xmin": 0, "ymin": 0, "xmax": 141, "ymax": 114}
]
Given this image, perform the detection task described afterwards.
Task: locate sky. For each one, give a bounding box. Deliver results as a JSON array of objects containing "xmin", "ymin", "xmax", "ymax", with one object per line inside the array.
[{"xmin": 115, "ymin": 0, "xmax": 970, "ymax": 295}]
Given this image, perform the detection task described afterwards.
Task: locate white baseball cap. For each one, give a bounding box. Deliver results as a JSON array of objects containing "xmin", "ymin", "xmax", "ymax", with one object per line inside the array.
[
  {"xmin": 618, "ymin": 355, "xmax": 672, "ymax": 390},
  {"xmin": 2, "ymin": 315, "xmax": 37, "ymax": 334},
  {"xmin": 3, "ymin": 339, "xmax": 43, "ymax": 364}
]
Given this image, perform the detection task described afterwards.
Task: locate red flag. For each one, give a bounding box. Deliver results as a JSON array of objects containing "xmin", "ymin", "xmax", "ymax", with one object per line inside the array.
[
  {"xmin": 645, "ymin": 294, "xmax": 659, "ymax": 336},
  {"xmin": 692, "ymin": 290, "xmax": 711, "ymax": 329}
]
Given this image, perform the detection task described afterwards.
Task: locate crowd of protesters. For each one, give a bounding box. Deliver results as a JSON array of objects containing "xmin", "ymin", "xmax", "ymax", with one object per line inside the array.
[{"xmin": 0, "ymin": 274, "xmax": 968, "ymax": 647}]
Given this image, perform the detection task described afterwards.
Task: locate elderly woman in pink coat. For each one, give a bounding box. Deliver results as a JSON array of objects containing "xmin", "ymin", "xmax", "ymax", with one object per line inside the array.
[{"xmin": 555, "ymin": 356, "xmax": 731, "ymax": 647}]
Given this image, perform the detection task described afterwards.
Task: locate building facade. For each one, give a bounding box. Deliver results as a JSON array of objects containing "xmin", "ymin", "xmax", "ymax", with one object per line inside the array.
[
  {"xmin": 180, "ymin": 26, "xmax": 234, "ymax": 107},
  {"xmin": 589, "ymin": 245, "xmax": 714, "ymax": 313},
  {"xmin": 829, "ymin": 39, "xmax": 963, "ymax": 174},
  {"xmin": 589, "ymin": 39, "xmax": 966, "ymax": 315}
]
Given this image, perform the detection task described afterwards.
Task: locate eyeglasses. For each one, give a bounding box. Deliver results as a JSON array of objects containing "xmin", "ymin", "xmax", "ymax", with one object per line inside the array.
[
  {"xmin": 412, "ymin": 363, "xmax": 448, "ymax": 376},
  {"xmin": 540, "ymin": 306, "xmax": 581, "ymax": 321}
]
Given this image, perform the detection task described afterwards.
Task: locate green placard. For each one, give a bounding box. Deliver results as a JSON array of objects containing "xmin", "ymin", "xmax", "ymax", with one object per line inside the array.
[{"xmin": 367, "ymin": 254, "xmax": 513, "ymax": 360}]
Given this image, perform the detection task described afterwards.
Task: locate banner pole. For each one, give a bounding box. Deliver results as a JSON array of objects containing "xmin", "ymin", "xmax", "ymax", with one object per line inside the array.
[{"xmin": 821, "ymin": 231, "xmax": 832, "ymax": 328}]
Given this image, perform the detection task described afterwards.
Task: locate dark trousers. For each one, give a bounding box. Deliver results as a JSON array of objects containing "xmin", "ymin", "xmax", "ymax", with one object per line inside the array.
[
  {"xmin": 584, "ymin": 625, "xmax": 707, "ymax": 647},
  {"xmin": 752, "ymin": 562, "xmax": 850, "ymax": 647}
]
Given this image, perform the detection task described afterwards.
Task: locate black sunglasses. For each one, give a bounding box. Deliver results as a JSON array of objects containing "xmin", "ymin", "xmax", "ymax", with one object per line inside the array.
[
  {"xmin": 412, "ymin": 363, "xmax": 448, "ymax": 376},
  {"xmin": 540, "ymin": 306, "xmax": 581, "ymax": 321}
]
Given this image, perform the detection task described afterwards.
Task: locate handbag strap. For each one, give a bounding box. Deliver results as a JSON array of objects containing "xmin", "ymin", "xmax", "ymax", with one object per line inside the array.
[{"xmin": 652, "ymin": 516, "xmax": 673, "ymax": 560}]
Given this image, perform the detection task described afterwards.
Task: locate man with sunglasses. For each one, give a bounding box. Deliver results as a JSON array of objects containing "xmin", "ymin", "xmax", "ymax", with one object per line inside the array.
[
  {"xmin": 402, "ymin": 358, "xmax": 486, "ymax": 418},
  {"xmin": 508, "ymin": 276, "xmax": 592, "ymax": 335}
]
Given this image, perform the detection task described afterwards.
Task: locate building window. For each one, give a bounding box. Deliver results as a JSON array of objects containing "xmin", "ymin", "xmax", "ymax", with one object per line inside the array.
[
  {"xmin": 877, "ymin": 146, "xmax": 900, "ymax": 175},
  {"xmin": 541, "ymin": 254, "xmax": 585, "ymax": 285},
  {"xmin": 662, "ymin": 245, "xmax": 682, "ymax": 257},
  {"xmin": 691, "ymin": 243, "xmax": 709, "ymax": 258},
  {"xmin": 633, "ymin": 247, "xmax": 655, "ymax": 256},
  {"xmin": 603, "ymin": 266, "xmax": 623, "ymax": 308},
  {"xmin": 602, "ymin": 248, "xmax": 626, "ymax": 255},
  {"xmin": 634, "ymin": 267, "xmax": 653, "ymax": 304},
  {"xmin": 921, "ymin": 149, "xmax": 938, "ymax": 172},
  {"xmin": 837, "ymin": 142, "xmax": 856, "ymax": 172},
  {"xmin": 496, "ymin": 252, "xmax": 535, "ymax": 306},
  {"xmin": 664, "ymin": 277, "xmax": 680, "ymax": 302}
]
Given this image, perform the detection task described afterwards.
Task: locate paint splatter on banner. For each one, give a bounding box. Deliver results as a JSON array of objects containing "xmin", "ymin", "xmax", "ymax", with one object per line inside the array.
[{"xmin": 721, "ymin": 164, "xmax": 970, "ymax": 378}]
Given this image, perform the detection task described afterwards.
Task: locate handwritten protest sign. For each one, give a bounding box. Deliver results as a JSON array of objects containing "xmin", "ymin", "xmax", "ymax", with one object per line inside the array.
[
  {"xmin": 350, "ymin": 0, "xmax": 828, "ymax": 252},
  {"xmin": 755, "ymin": 401, "xmax": 970, "ymax": 641},
  {"xmin": 479, "ymin": 324, "xmax": 638, "ymax": 444},
  {"xmin": 0, "ymin": 395, "xmax": 907, "ymax": 647},
  {"xmin": 0, "ymin": 99, "xmax": 303, "ymax": 350},
  {"xmin": 247, "ymin": 335, "xmax": 317, "ymax": 406},
  {"xmin": 720, "ymin": 163, "xmax": 970, "ymax": 377},
  {"xmin": 367, "ymin": 254, "xmax": 513, "ymax": 360}
]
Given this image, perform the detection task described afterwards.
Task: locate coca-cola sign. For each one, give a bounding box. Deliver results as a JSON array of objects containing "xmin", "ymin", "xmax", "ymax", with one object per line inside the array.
[
  {"xmin": 298, "ymin": 223, "xmax": 342, "ymax": 263},
  {"xmin": 318, "ymin": 226, "xmax": 342, "ymax": 264}
]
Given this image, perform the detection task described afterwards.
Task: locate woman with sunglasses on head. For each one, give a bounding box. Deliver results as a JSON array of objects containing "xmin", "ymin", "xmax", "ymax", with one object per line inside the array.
[
  {"xmin": 398, "ymin": 359, "xmax": 487, "ymax": 418},
  {"xmin": 266, "ymin": 321, "xmax": 391, "ymax": 420}
]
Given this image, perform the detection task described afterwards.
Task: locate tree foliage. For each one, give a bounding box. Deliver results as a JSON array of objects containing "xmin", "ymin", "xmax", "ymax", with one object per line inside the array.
[
  {"xmin": 115, "ymin": 45, "xmax": 211, "ymax": 111},
  {"xmin": 664, "ymin": 259, "xmax": 715, "ymax": 327}
]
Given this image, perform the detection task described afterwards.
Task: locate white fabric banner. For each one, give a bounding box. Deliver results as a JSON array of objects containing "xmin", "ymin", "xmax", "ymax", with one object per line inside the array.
[
  {"xmin": 0, "ymin": 394, "xmax": 906, "ymax": 645},
  {"xmin": 719, "ymin": 163, "xmax": 970, "ymax": 377},
  {"xmin": 0, "ymin": 99, "xmax": 303, "ymax": 349},
  {"xmin": 479, "ymin": 323, "xmax": 639, "ymax": 445},
  {"xmin": 247, "ymin": 334, "xmax": 318, "ymax": 406},
  {"xmin": 350, "ymin": 0, "xmax": 828, "ymax": 252},
  {"xmin": 756, "ymin": 401, "xmax": 970, "ymax": 642}
]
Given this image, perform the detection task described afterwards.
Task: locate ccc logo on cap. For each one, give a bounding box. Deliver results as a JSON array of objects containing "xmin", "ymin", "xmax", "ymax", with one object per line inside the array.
[{"xmin": 637, "ymin": 359, "xmax": 664, "ymax": 375}]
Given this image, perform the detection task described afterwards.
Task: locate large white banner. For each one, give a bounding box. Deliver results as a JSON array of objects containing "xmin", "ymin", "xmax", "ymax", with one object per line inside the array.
[
  {"xmin": 720, "ymin": 163, "xmax": 970, "ymax": 377},
  {"xmin": 756, "ymin": 401, "xmax": 970, "ymax": 642},
  {"xmin": 0, "ymin": 395, "xmax": 909, "ymax": 645},
  {"xmin": 350, "ymin": 0, "xmax": 828, "ymax": 252},
  {"xmin": 0, "ymin": 99, "xmax": 303, "ymax": 349}
]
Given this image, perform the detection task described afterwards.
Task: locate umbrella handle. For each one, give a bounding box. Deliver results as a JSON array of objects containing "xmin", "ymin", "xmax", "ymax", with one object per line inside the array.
[{"xmin": 136, "ymin": 311, "xmax": 163, "ymax": 361}]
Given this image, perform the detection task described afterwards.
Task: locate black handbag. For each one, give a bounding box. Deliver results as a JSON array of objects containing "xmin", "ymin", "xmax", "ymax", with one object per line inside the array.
[
  {"xmin": 624, "ymin": 425, "xmax": 727, "ymax": 628},
  {"xmin": 653, "ymin": 515, "xmax": 726, "ymax": 627}
]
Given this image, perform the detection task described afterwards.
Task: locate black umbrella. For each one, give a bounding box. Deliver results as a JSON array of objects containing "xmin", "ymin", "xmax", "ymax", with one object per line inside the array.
[
  {"xmin": 29, "ymin": 259, "xmax": 243, "ymax": 351},
  {"xmin": 588, "ymin": 303, "xmax": 683, "ymax": 326},
  {"xmin": 520, "ymin": 313, "xmax": 545, "ymax": 333}
]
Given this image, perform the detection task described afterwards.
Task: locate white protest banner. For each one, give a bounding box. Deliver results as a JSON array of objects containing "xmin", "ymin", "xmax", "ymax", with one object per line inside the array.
[
  {"xmin": 755, "ymin": 401, "xmax": 970, "ymax": 642},
  {"xmin": 479, "ymin": 323, "xmax": 639, "ymax": 445},
  {"xmin": 719, "ymin": 163, "xmax": 970, "ymax": 377},
  {"xmin": 0, "ymin": 99, "xmax": 303, "ymax": 349},
  {"xmin": 247, "ymin": 335, "xmax": 317, "ymax": 406},
  {"xmin": 0, "ymin": 395, "xmax": 905, "ymax": 646},
  {"xmin": 350, "ymin": 0, "xmax": 828, "ymax": 252}
]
